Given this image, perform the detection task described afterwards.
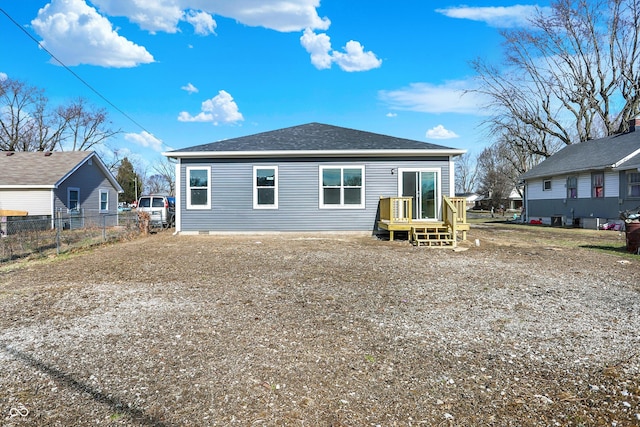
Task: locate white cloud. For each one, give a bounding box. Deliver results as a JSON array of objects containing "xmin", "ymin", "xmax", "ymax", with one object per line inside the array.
[
  {"xmin": 332, "ymin": 40, "xmax": 382, "ymax": 72},
  {"xmin": 379, "ymin": 80, "xmax": 490, "ymax": 115},
  {"xmin": 435, "ymin": 5, "xmax": 551, "ymax": 28},
  {"xmin": 178, "ymin": 90, "xmax": 244, "ymax": 125},
  {"xmin": 300, "ymin": 28, "xmax": 332, "ymax": 69},
  {"xmin": 426, "ymin": 125, "xmax": 459, "ymax": 140},
  {"xmin": 91, "ymin": 0, "xmax": 330, "ymax": 33},
  {"xmin": 300, "ymin": 29, "xmax": 382, "ymax": 72},
  {"xmin": 91, "ymin": 0, "xmax": 184, "ymax": 34},
  {"xmin": 125, "ymin": 131, "xmax": 164, "ymax": 152},
  {"xmin": 0, "ymin": 72, "xmax": 7, "ymax": 81},
  {"xmin": 185, "ymin": 10, "xmax": 216, "ymax": 35},
  {"xmin": 31, "ymin": 0, "xmax": 154, "ymax": 67},
  {"xmin": 386, "ymin": 112, "xmax": 397, "ymax": 118},
  {"xmin": 32, "ymin": 0, "xmax": 377, "ymax": 72},
  {"xmin": 181, "ymin": 83, "xmax": 199, "ymax": 94}
]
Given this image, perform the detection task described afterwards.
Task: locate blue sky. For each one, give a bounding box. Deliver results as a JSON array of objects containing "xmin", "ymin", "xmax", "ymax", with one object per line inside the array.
[{"xmin": 0, "ymin": 0, "xmax": 549, "ymax": 171}]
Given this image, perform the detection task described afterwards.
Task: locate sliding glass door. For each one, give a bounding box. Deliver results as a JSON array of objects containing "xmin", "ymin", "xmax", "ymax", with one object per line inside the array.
[{"xmin": 400, "ymin": 169, "xmax": 440, "ymax": 220}]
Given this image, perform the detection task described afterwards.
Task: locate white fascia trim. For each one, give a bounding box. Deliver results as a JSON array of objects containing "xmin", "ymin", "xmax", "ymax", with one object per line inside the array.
[
  {"xmin": 612, "ymin": 148, "xmax": 640, "ymax": 169},
  {"xmin": 0, "ymin": 185, "xmax": 56, "ymax": 189},
  {"xmin": 163, "ymin": 149, "xmax": 467, "ymax": 159}
]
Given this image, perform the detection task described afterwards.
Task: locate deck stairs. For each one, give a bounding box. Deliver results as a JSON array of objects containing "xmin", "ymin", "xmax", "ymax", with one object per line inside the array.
[
  {"xmin": 411, "ymin": 224, "xmax": 455, "ymax": 247},
  {"xmin": 377, "ymin": 196, "xmax": 468, "ymax": 247}
]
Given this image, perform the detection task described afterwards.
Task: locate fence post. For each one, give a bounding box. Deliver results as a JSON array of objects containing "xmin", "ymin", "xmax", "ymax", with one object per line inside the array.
[
  {"xmin": 56, "ymin": 210, "xmax": 61, "ymax": 255},
  {"xmin": 102, "ymin": 215, "xmax": 107, "ymax": 241}
]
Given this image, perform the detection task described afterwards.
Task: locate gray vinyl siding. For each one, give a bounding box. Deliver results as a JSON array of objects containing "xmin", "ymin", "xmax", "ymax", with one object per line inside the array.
[
  {"xmin": 525, "ymin": 198, "xmax": 620, "ymax": 224},
  {"xmin": 620, "ymin": 169, "xmax": 640, "ymax": 211},
  {"xmin": 53, "ymin": 159, "xmax": 119, "ymax": 226},
  {"xmin": 525, "ymin": 169, "xmax": 640, "ymax": 223},
  {"xmin": 179, "ymin": 157, "xmax": 451, "ymax": 232}
]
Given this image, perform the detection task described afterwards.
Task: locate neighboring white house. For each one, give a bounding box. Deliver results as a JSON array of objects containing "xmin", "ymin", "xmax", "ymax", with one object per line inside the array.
[{"xmin": 519, "ymin": 119, "xmax": 640, "ymax": 228}]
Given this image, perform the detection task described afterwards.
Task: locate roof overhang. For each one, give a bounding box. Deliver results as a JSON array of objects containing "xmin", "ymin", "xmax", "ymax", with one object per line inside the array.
[
  {"xmin": 0, "ymin": 185, "xmax": 56, "ymax": 189},
  {"xmin": 163, "ymin": 149, "xmax": 467, "ymax": 159},
  {"xmin": 521, "ymin": 164, "xmax": 617, "ymax": 181}
]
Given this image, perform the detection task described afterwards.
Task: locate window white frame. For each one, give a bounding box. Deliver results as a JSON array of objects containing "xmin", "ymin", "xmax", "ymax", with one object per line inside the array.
[
  {"xmin": 397, "ymin": 168, "xmax": 442, "ymax": 220},
  {"xmin": 319, "ymin": 165, "xmax": 365, "ymax": 209},
  {"xmin": 186, "ymin": 166, "xmax": 211, "ymax": 209},
  {"xmin": 628, "ymin": 171, "xmax": 640, "ymax": 197},
  {"xmin": 253, "ymin": 166, "xmax": 278, "ymax": 209},
  {"xmin": 543, "ymin": 179, "xmax": 552, "ymax": 191},
  {"xmin": 68, "ymin": 187, "xmax": 80, "ymax": 212},
  {"xmin": 99, "ymin": 189, "xmax": 109, "ymax": 212}
]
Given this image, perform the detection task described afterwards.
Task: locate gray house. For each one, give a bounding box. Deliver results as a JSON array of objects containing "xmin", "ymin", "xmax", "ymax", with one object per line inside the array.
[
  {"xmin": 520, "ymin": 119, "xmax": 640, "ymax": 228},
  {"xmin": 163, "ymin": 123, "xmax": 466, "ymax": 234},
  {"xmin": 0, "ymin": 151, "xmax": 123, "ymax": 226}
]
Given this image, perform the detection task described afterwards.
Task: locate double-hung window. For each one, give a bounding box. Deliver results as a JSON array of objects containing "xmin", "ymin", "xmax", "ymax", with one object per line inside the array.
[
  {"xmin": 253, "ymin": 166, "xmax": 278, "ymax": 209},
  {"xmin": 628, "ymin": 172, "xmax": 640, "ymax": 197},
  {"xmin": 187, "ymin": 167, "xmax": 211, "ymax": 209},
  {"xmin": 566, "ymin": 176, "xmax": 577, "ymax": 199},
  {"xmin": 592, "ymin": 172, "xmax": 604, "ymax": 198},
  {"xmin": 99, "ymin": 189, "xmax": 109, "ymax": 212},
  {"xmin": 68, "ymin": 187, "xmax": 80, "ymax": 212},
  {"xmin": 319, "ymin": 166, "xmax": 365, "ymax": 208}
]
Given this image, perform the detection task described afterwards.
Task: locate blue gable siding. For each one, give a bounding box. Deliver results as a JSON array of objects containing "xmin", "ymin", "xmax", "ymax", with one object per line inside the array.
[
  {"xmin": 178, "ymin": 157, "xmax": 451, "ymax": 232},
  {"xmin": 53, "ymin": 159, "xmax": 120, "ymax": 226}
]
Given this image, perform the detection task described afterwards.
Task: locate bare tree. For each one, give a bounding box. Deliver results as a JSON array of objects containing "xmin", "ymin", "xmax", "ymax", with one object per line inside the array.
[
  {"xmin": 152, "ymin": 157, "xmax": 176, "ymax": 196},
  {"xmin": 59, "ymin": 98, "xmax": 119, "ymax": 151},
  {"xmin": 0, "ymin": 77, "xmax": 119, "ymax": 151},
  {"xmin": 476, "ymin": 143, "xmax": 518, "ymax": 208},
  {"xmin": 455, "ymin": 152, "xmax": 478, "ymax": 194},
  {"xmin": 145, "ymin": 175, "xmax": 168, "ymax": 195},
  {"xmin": 0, "ymin": 78, "xmax": 44, "ymax": 151},
  {"xmin": 471, "ymin": 0, "xmax": 640, "ymax": 159}
]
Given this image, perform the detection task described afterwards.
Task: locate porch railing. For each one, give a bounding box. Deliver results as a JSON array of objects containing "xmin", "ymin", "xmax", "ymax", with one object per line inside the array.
[
  {"xmin": 379, "ymin": 196, "xmax": 413, "ymax": 223},
  {"xmin": 443, "ymin": 196, "xmax": 467, "ymax": 226},
  {"xmin": 378, "ymin": 195, "xmax": 468, "ymax": 242}
]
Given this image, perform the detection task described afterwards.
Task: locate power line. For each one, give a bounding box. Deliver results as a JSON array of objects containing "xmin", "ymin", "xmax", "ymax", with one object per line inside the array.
[{"xmin": 0, "ymin": 7, "xmax": 153, "ymax": 135}]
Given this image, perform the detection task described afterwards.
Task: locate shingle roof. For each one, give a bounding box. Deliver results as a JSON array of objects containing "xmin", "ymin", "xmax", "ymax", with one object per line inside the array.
[
  {"xmin": 0, "ymin": 151, "xmax": 118, "ymax": 189},
  {"xmin": 617, "ymin": 152, "xmax": 640, "ymax": 170},
  {"xmin": 520, "ymin": 130, "xmax": 640, "ymax": 180},
  {"xmin": 166, "ymin": 123, "xmax": 462, "ymax": 156}
]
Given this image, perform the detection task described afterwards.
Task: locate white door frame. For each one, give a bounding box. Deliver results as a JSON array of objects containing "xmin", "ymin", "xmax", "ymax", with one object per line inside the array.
[{"xmin": 397, "ymin": 168, "xmax": 441, "ymax": 220}]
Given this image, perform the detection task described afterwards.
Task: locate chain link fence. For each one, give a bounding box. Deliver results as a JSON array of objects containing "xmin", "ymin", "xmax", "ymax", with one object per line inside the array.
[{"xmin": 0, "ymin": 210, "xmax": 143, "ymax": 264}]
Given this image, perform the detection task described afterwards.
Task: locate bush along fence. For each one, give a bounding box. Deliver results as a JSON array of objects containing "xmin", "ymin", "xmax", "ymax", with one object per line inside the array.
[{"xmin": 0, "ymin": 209, "xmax": 141, "ymax": 263}]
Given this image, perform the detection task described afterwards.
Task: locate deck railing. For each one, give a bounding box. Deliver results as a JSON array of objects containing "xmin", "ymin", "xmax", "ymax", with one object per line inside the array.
[
  {"xmin": 379, "ymin": 195, "xmax": 468, "ymax": 242},
  {"xmin": 379, "ymin": 196, "xmax": 413, "ymax": 223},
  {"xmin": 443, "ymin": 196, "xmax": 469, "ymax": 241},
  {"xmin": 443, "ymin": 196, "xmax": 467, "ymax": 225}
]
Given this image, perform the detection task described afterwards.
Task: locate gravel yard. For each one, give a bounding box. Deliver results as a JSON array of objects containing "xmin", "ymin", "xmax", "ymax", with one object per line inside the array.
[{"xmin": 1, "ymin": 223, "xmax": 639, "ymax": 426}]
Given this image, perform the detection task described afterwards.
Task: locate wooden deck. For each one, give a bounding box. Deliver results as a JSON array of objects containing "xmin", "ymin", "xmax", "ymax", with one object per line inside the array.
[{"xmin": 377, "ymin": 196, "xmax": 469, "ymax": 247}]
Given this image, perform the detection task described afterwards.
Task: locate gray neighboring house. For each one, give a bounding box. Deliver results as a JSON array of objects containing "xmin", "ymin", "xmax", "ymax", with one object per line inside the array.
[
  {"xmin": 0, "ymin": 151, "xmax": 123, "ymax": 226},
  {"xmin": 163, "ymin": 123, "xmax": 466, "ymax": 234},
  {"xmin": 520, "ymin": 119, "xmax": 640, "ymax": 228}
]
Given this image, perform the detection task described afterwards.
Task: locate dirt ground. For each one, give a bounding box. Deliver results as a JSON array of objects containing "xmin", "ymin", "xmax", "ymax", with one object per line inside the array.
[{"xmin": 1, "ymin": 223, "xmax": 639, "ymax": 426}]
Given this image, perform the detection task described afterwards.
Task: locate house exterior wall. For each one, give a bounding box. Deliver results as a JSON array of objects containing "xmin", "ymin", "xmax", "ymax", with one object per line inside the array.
[
  {"xmin": 524, "ymin": 170, "xmax": 640, "ymax": 223},
  {"xmin": 53, "ymin": 159, "xmax": 119, "ymax": 226},
  {"xmin": 0, "ymin": 189, "xmax": 52, "ymax": 215},
  {"xmin": 177, "ymin": 157, "xmax": 451, "ymax": 232}
]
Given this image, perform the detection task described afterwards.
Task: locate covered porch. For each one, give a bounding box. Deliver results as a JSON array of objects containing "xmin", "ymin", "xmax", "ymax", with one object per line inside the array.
[{"xmin": 377, "ymin": 196, "xmax": 469, "ymax": 247}]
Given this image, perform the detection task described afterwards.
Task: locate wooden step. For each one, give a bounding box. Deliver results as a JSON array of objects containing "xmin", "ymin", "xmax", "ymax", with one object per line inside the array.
[{"xmin": 411, "ymin": 225, "xmax": 455, "ymax": 247}]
